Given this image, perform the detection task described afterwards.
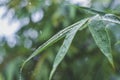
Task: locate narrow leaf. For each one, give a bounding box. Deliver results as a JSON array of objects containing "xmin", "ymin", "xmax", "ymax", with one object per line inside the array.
[
  {"xmin": 88, "ymin": 15, "xmax": 114, "ymax": 68},
  {"xmin": 101, "ymin": 14, "xmax": 120, "ymax": 24},
  {"xmin": 71, "ymin": 4, "xmax": 106, "ymax": 15},
  {"xmin": 49, "ymin": 19, "xmax": 89, "ymax": 80},
  {"xmin": 20, "ymin": 18, "xmax": 89, "ymax": 80}
]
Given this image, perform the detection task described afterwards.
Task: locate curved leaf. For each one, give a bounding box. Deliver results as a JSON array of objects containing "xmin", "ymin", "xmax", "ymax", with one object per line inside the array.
[
  {"xmin": 19, "ymin": 18, "xmax": 89, "ymax": 80},
  {"xmin": 102, "ymin": 14, "xmax": 120, "ymax": 24},
  {"xmin": 49, "ymin": 19, "xmax": 89, "ymax": 80},
  {"xmin": 88, "ymin": 15, "xmax": 114, "ymax": 68},
  {"xmin": 71, "ymin": 5, "xmax": 106, "ymax": 15}
]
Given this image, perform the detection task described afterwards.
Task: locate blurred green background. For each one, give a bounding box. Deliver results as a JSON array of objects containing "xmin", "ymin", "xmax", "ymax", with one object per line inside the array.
[{"xmin": 0, "ymin": 0, "xmax": 120, "ymax": 80}]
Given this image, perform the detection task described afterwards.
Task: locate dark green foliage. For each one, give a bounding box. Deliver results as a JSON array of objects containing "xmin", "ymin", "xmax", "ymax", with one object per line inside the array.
[{"xmin": 0, "ymin": 0, "xmax": 120, "ymax": 80}]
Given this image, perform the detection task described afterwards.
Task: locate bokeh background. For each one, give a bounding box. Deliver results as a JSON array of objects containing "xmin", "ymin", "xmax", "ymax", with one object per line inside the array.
[{"xmin": 0, "ymin": 0, "xmax": 120, "ymax": 80}]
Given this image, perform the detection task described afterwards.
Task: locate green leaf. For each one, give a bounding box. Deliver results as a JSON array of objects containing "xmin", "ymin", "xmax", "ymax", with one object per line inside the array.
[
  {"xmin": 71, "ymin": 4, "xmax": 106, "ymax": 15},
  {"xmin": 102, "ymin": 14, "xmax": 120, "ymax": 24},
  {"xmin": 49, "ymin": 19, "xmax": 89, "ymax": 80},
  {"xmin": 88, "ymin": 15, "xmax": 114, "ymax": 68},
  {"xmin": 20, "ymin": 18, "xmax": 89, "ymax": 79}
]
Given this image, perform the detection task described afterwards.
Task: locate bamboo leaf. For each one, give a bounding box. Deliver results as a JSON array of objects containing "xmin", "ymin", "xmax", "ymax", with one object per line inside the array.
[
  {"xmin": 19, "ymin": 18, "xmax": 89, "ymax": 80},
  {"xmin": 88, "ymin": 15, "xmax": 114, "ymax": 68},
  {"xmin": 49, "ymin": 19, "xmax": 89, "ymax": 80},
  {"xmin": 102, "ymin": 14, "xmax": 120, "ymax": 24},
  {"xmin": 72, "ymin": 5, "xmax": 106, "ymax": 15}
]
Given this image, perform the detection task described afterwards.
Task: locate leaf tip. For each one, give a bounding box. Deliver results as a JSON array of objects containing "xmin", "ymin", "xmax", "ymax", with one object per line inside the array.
[{"xmin": 108, "ymin": 57, "xmax": 115, "ymax": 69}]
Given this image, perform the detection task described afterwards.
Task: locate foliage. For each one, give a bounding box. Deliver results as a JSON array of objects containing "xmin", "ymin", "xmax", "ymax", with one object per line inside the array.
[{"xmin": 0, "ymin": 0, "xmax": 120, "ymax": 80}]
